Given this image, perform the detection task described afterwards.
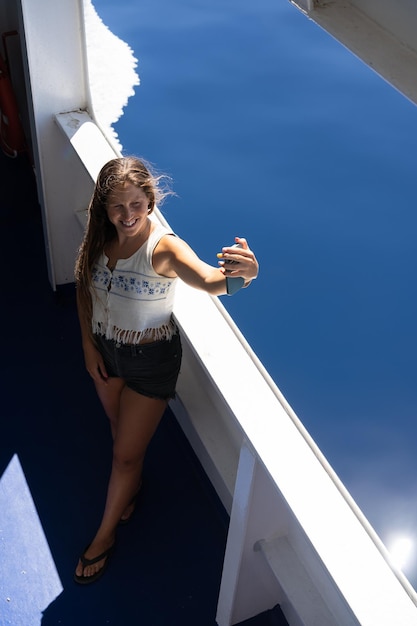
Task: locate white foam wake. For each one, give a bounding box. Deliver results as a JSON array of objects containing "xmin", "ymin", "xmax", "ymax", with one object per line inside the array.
[{"xmin": 84, "ymin": 0, "xmax": 140, "ymax": 152}]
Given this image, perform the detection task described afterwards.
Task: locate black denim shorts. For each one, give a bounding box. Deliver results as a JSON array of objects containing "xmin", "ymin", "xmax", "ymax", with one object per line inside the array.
[{"xmin": 94, "ymin": 332, "xmax": 182, "ymax": 400}]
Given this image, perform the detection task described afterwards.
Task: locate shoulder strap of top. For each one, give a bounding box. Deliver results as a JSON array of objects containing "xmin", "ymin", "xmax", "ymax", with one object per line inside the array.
[{"xmin": 145, "ymin": 221, "xmax": 175, "ymax": 266}]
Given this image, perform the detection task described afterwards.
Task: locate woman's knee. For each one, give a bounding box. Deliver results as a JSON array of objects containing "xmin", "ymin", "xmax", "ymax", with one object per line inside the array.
[{"xmin": 112, "ymin": 445, "xmax": 144, "ymax": 472}]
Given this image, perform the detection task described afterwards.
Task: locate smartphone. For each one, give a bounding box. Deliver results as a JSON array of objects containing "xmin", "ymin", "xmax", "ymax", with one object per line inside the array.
[
  {"xmin": 224, "ymin": 242, "xmax": 243, "ymax": 265},
  {"xmin": 224, "ymin": 243, "xmax": 244, "ymax": 294}
]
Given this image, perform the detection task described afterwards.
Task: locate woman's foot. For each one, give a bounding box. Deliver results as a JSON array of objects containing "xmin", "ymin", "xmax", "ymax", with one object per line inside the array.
[{"xmin": 74, "ymin": 538, "xmax": 115, "ymax": 584}]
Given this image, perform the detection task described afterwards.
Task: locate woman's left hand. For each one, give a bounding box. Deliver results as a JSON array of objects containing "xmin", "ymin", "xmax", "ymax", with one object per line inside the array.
[{"xmin": 218, "ymin": 237, "xmax": 259, "ymax": 284}]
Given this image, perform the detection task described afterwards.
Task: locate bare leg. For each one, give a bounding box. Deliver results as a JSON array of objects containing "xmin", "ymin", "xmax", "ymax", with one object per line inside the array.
[
  {"xmin": 94, "ymin": 376, "xmax": 126, "ymax": 439},
  {"xmin": 75, "ymin": 383, "xmax": 167, "ymax": 580},
  {"xmin": 94, "ymin": 377, "xmax": 141, "ymax": 520}
]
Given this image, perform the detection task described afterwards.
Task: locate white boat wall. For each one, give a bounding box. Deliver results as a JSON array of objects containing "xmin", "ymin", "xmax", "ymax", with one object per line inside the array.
[
  {"xmin": 290, "ymin": 0, "xmax": 417, "ymax": 107},
  {"xmin": 1, "ymin": 0, "xmax": 417, "ymax": 624}
]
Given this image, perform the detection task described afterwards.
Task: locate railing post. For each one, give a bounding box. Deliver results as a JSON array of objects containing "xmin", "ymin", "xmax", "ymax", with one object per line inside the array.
[{"xmin": 216, "ymin": 444, "xmax": 257, "ymax": 626}]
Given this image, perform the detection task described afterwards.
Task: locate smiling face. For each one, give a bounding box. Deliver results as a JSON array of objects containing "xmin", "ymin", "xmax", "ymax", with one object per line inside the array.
[{"xmin": 106, "ymin": 182, "xmax": 150, "ymax": 241}]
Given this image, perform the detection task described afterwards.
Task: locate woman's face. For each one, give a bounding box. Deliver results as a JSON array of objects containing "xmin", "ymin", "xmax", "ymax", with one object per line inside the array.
[{"xmin": 106, "ymin": 182, "xmax": 150, "ymax": 240}]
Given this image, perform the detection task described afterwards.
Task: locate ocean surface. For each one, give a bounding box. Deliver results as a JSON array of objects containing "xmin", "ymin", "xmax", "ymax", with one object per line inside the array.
[{"xmin": 93, "ymin": 0, "xmax": 417, "ymax": 588}]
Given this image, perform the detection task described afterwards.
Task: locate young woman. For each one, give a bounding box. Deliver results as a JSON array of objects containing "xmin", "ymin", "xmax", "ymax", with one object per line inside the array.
[{"xmin": 74, "ymin": 156, "xmax": 259, "ymax": 583}]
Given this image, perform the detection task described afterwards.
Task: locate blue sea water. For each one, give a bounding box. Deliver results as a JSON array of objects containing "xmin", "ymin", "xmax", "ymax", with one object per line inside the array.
[{"xmin": 94, "ymin": 0, "xmax": 417, "ymax": 587}]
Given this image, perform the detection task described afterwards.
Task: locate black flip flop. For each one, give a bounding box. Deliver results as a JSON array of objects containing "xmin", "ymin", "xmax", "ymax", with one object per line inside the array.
[{"xmin": 74, "ymin": 544, "xmax": 114, "ymax": 585}]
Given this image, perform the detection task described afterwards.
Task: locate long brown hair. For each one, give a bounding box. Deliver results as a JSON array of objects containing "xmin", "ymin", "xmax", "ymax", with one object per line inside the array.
[{"xmin": 74, "ymin": 156, "xmax": 171, "ymax": 333}]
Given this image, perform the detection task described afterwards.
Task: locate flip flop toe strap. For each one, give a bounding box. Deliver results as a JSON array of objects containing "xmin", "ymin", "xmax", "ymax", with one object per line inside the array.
[{"xmin": 80, "ymin": 545, "xmax": 113, "ymax": 567}]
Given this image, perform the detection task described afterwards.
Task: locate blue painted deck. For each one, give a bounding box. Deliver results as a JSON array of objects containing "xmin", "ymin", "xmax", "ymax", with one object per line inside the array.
[{"xmin": 0, "ymin": 151, "xmax": 287, "ymax": 625}]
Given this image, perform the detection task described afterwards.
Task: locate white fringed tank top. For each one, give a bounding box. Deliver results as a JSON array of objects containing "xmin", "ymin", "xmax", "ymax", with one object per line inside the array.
[{"xmin": 91, "ymin": 223, "xmax": 177, "ymax": 344}]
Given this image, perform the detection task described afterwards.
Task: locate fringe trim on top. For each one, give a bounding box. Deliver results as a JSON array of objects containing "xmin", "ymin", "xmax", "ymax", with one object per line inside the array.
[{"xmin": 92, "ymin": 319, "xmax": 177, "ymax": 345}]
